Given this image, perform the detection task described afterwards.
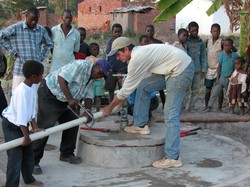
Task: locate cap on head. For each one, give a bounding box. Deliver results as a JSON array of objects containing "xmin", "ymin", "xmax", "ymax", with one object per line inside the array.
[
  {"xmin": 107, "ymin": 37, "xmax": 135, "ymax": 56},
  {"xmin": 95, "ymin": 59, "xmax": 111, "ymax": 80}
]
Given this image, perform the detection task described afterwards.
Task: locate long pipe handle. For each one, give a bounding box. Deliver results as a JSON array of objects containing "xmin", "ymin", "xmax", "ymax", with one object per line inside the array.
[{"xmin": 0, "ymin": 110, "xmax": 112, "ymax": 152}]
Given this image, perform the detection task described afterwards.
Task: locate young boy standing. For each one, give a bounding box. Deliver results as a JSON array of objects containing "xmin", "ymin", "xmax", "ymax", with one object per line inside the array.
[
  {"xmin": 186, "ymin": 21, "xmax": 207, "ymax": 112},
  {"xmin": 86, "ymin": 43, "xmax": 106, "ymax": 112},
  {"xmin": 78, "ymin": 27, "xmax": 90, "ymax": 57},
  {"xmin": 145, "ymin": 24, "xmax": 163, "ymax": 44},
  {"xmin": 2, "ymin": 60, "xmax": 44, "ymax": 187},
  {"xmin": 172, "ymin": 28, "xmax": 188, "ymax": 52},
  {"xmin": 207, "ymin": 38, "xmax": 239, "ymax": 111},
  {"xmin": 105, "ymin": 23, "xmax": 127, "ymax": 103},
  {"xmin": 204, "ymin": 23, "xmax": 223, "ymax": 110}
]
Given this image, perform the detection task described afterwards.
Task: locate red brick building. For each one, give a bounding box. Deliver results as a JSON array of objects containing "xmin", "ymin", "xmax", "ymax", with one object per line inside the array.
[{"xmin": 78, "ymin": 0, "xmax": 175, "ymax": 41}]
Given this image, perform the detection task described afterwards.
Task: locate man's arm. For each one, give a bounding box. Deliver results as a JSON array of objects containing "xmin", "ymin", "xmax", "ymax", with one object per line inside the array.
[
  {"xmin": 74, "ymin": 31, "xmax": 80, "ymax": 52},
  {"xmin": 58, "ymin": 75, "xmax": 78, "ymax": 108},
  {"xmin": 0, "ymin": 25, "xmax": 17, "ymax": 56},
  {"xmin": 40, "ymin": 28, "xmax": 53, "ymax": 62}
]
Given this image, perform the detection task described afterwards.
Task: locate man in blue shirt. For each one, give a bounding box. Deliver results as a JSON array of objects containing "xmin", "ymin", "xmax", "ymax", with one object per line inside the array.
[{"xmin": 32, "ymin": 60, "xmax": 111, "ymax": 175}]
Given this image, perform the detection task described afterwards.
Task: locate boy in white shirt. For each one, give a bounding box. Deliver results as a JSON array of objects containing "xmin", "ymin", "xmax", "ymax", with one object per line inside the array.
[{"xmin": 2, "ymin": 60, "xmax": 44, "ymax": 187}]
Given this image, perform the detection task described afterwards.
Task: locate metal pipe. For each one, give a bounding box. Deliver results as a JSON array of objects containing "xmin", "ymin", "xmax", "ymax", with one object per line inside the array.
[{"xmin": 0, "ymin": 111, "xmax": 107, "ymax": 152}]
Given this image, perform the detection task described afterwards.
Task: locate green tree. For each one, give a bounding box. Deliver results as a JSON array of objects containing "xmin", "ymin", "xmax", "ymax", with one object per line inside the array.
[
  {"xmin": 3, "ymin": 0, "xmax": 34, "ymax": 19},
  {"xmin": 54, "ymin": 0, "xmax": 82, "ymax": 16},
  {"xmin": 153, "ymin": 0, "xmax": 249, "ymax": 56}
]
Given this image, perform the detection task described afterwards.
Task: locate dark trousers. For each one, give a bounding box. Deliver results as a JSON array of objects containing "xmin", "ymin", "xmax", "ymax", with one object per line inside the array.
[
  {"xmin": 2, "ymin": 117, "xmax": 35, "ymax": 187},
  {"xmin": 33, "ymin": 79, "xmax": 79, "ymax": 165},
  {"xmin": 0, "ymin": 82, "xmax": 7, "ymax": 117}
]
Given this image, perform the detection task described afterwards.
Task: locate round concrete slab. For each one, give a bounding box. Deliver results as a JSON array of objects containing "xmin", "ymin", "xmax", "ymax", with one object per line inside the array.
[{"xmin": 77, "ymin": 121, "xmax": 166, "ymax": 168}]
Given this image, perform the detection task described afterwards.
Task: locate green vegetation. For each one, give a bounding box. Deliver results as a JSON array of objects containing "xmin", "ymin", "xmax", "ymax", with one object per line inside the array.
[{"xmin": 0, "ymin": 0, "xmax": 82, "ymax": 28}]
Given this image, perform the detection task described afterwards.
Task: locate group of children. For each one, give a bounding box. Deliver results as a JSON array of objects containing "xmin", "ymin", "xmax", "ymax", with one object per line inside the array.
[
  {"xmin": 87, "ymin": 21, "xmax": 250, "ymax": 116},
  {"xmin": 173, "ymin": 22, "xmax": 249, "ymax": 115}
]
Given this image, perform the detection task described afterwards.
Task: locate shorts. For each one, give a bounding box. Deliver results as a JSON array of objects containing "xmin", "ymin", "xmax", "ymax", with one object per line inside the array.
[
  {"xmin": 94, "ymin": 79, "xmax": 105, "ymax": 96},
  {"xmin": 204, "ymin": 78, "xmax": 216, "ymax": 88},
  {"xmin": 104, "ymin": 70, "xmax": 122, "ymax": 92}
]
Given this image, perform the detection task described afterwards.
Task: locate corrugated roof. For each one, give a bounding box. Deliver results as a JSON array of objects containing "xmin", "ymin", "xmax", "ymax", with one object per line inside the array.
[{"xmin": 110, "ymin": 6, "xmax": 154, "ymax": 13}]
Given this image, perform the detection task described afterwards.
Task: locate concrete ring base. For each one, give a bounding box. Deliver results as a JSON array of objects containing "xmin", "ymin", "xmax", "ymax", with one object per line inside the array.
[
  {"xmin": 77, "ymin": 122, "xmax": 166, "ymax": 168},
  {"xmin": 78, "ymin": 141, "xmax": 164, "ymax": 168}
]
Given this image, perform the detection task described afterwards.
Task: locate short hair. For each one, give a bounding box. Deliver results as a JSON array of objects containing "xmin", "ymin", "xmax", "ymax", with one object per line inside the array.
[
  {"xmin": 188, "ymin": 21, "xmax": 199, "ymax": 30},
  {"xmin": 211, "ymin": 23, "xmax": 221, "ymax": 31},
  {"xmin": 62, "ymin": 9, "xmax": 72, "ymax": 17},
  {"xmin": 223, "ymin": 37, "xmax": 234, "ymax": 45},
  {"xmin": 22, "ymin": 60, "xmax": 44, "ymax": 79},
  {"xmin": 26, "ymin": 7, "xmax": 39, "ymax": 17},
  {"xmin": 139, "ymin": 35, "xmax": 149, "ymax": 42},
  {"xmin": 78, "ymin": 27, "xmax": 86, "ymax": 32},
  {"xmin": 89, "ymin": 42, "xmax": 99, "ymax": 49},
  {"xmin": 177, "ymin": 28, "xmax": 188, "ymax": 36},
  {"xmin": 145, "ymin": 24, "xmax": 155, "ymax": 31},
  {"xmin": 112, "ymin": 23, "xmax": 122, "ymax": 31},
  {"xmin": 234, "ymin": 57, "xmax": 245, "ymax": 64}
]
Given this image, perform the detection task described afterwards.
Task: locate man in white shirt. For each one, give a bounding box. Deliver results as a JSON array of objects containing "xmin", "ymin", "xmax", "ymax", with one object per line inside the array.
[
  {"xmin": 50, "ymin": 9, "xmax": 80, "ymax": 72},
  {"xmin": 102, "ymin": 37, "xmax": 194, "ymax": 169}
]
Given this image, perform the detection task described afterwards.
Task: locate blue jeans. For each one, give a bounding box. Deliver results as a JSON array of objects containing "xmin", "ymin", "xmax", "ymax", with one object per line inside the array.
[{"xmin": 133, "ymin": 63, "xmax": 194, "ymax": 159}]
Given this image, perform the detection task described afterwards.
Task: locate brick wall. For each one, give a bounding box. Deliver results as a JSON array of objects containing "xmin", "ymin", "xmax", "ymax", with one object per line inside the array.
[
  {"xmin": 78, "ymin": 0, "xmax": 176, "ymax": 41},
  {"xmin": 134, "ymin": 9, "xmax": 176, "ymax": 43},
  {"xmin": 78, "ymin": 0, "xmax": 122, "ymax": 32}
]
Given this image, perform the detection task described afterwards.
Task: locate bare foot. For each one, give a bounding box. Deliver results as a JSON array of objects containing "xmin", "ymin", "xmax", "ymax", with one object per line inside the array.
[{"xmin": 28, "ymin": 180, "xmax": 44, "ymax": 186}]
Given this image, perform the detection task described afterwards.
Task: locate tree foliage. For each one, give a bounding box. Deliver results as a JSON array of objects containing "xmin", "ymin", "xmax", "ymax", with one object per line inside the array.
[
  {"xmin": 154, "ymin": 0, "xmax": 249, "ymax": 56},
  {"xmin": 54, "ymin": 0, "xmax": 82, "ymax": 16},
  {"xmin": 0, "ymin": 0, "xmax": 82, "ymax": 19},
  {"xmin": 153, "ymin": 0, "xmax": 192, "ymax": 23}
]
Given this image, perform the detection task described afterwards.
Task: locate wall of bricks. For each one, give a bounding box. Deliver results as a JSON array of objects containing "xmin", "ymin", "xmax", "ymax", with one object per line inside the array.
[
  {"xmin": 78, "ymin": 0, "xmax": 124, "ymax": 34},
  {"xmin": 78, "ymin": 0, "xmax": 176, "ymax": 41},
  {"xmin": 134, "ymin": 9, "xmax": 176, "ymax": 43}
]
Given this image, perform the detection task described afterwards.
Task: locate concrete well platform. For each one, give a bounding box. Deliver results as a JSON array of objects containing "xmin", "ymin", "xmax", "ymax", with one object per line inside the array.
[
  {"xmin": 1, "ymin": 114, "xmax": 250, "ymax": 186},
  {"xmin": 77, "ymin": 120, "xmax": 165, "ymax": 168}
]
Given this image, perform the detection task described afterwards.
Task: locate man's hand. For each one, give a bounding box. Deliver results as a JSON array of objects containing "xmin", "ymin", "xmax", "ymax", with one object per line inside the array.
[
  {"xmin": 101, "ymin": 98, "xmax": 126, "ymax": 117},
  {"xmin": 68, "ymin": 98, "xmax": 78, "ymax": 108},
  {"xmin": 101, "ymin": 105, "xmax": 113, "ymax": 117}
]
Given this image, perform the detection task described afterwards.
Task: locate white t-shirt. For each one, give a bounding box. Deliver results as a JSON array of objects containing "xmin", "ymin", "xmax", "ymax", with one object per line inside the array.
[
  {"xmin": 2, "ymin": 82, "xmax": 37, "ymax": 127},
  {"xmin": 117, "ymin": 44, "xmax": 192, "ymax": 100}
]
